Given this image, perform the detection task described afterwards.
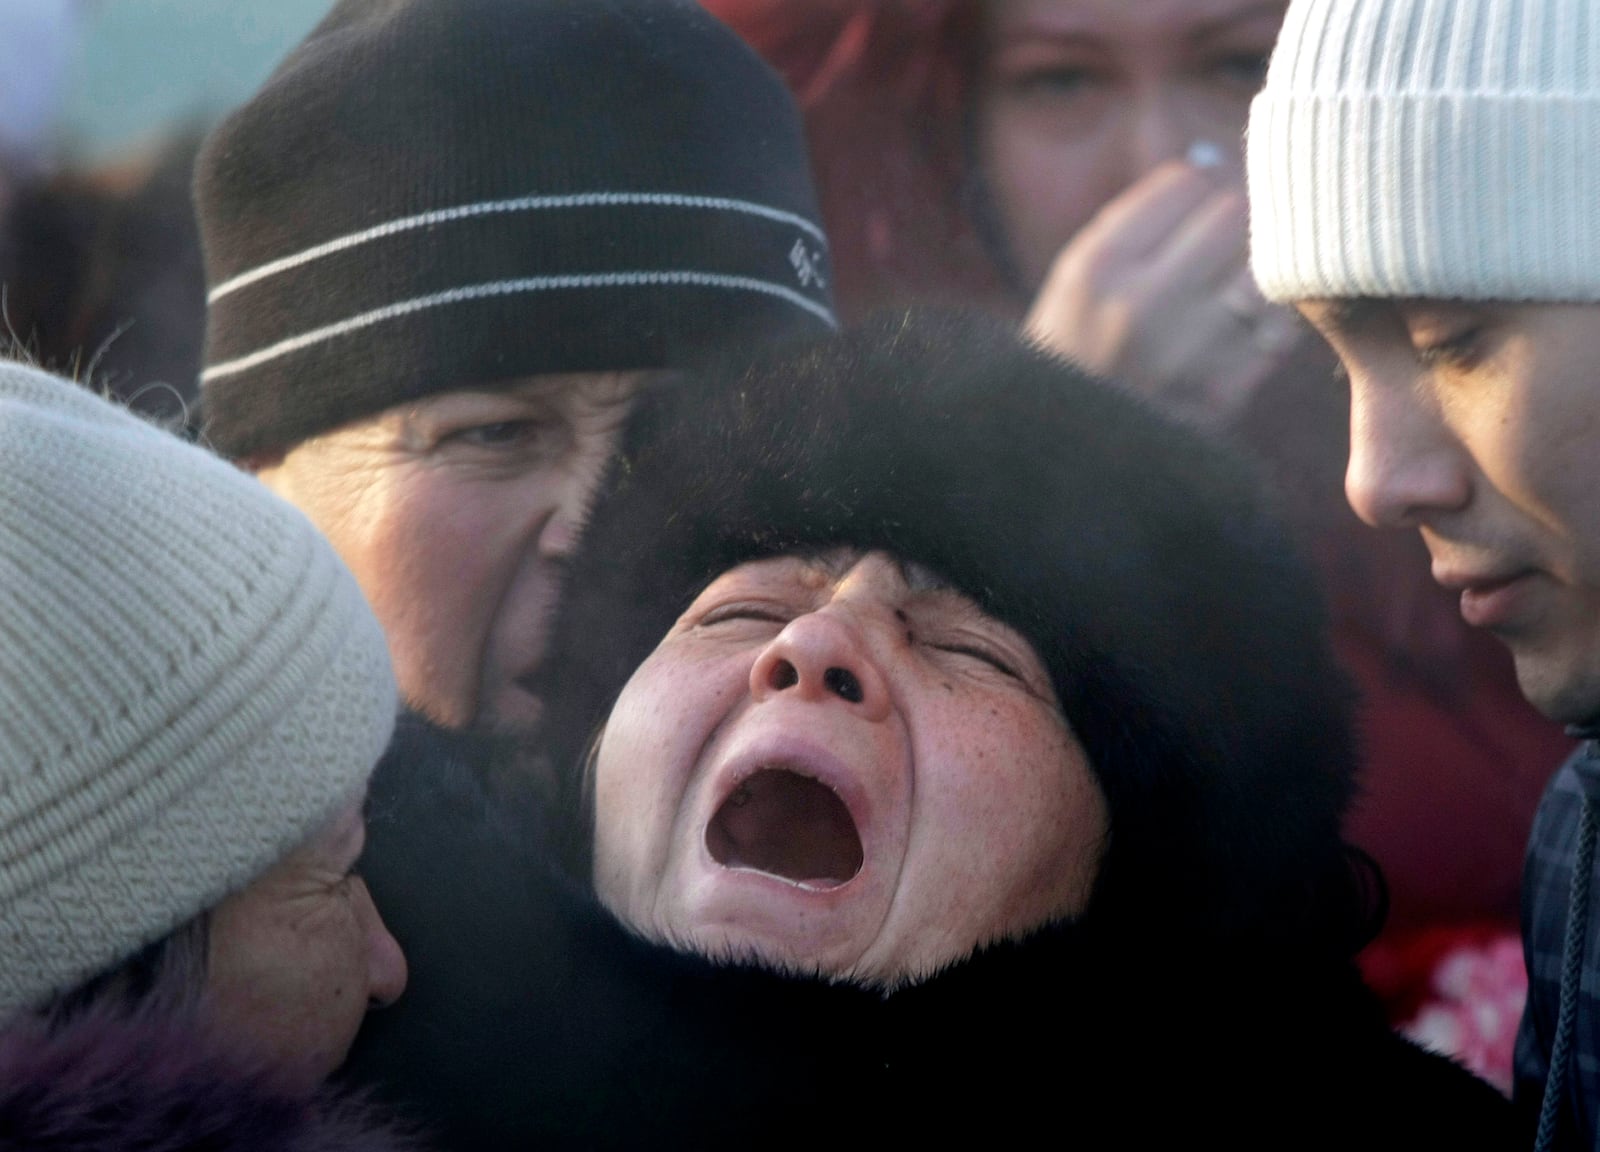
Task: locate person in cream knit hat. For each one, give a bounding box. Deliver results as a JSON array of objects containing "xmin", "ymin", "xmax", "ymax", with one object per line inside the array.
[
  {"xmin": 1247, "ymin": 0, "xmax": 1600, "ymax": 1145},
  {"xmin": 0, "ymin": 358, "xmax": 405, "ymax": 1089}
]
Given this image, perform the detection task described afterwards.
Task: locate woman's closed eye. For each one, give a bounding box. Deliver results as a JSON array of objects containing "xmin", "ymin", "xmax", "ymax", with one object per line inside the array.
[
  {"xmin": 928, "ymin": 639, "xmax": 1022, "ymax": 681},
  {"xmin": 696, "ymin": 602, "xmax": 792, "ymax": 628}
]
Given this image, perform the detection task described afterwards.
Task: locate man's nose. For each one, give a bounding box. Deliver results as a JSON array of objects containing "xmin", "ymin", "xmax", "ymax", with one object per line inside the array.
[
  {"xmin": 749, "ymin": 610, "xmax": 892, "ymax": 723},
  {"xmin": 1344, "ymin": 374, "xmax": 1471, "ymax": 528},
  {"xmin": 536, "ymin": 472, "xmax": 597, "ymax": 560}
]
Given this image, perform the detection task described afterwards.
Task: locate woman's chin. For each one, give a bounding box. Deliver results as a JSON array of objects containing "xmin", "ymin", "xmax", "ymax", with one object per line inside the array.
[{"xmin": 654, "ymin": 862, "xmax": 889, "ymax": 980}]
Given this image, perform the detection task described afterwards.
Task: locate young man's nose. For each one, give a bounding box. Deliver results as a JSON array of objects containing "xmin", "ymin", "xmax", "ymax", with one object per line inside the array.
[
  {"xmin": 1344, "ymin": 375, "xmax": 1472, "ymax": 529},
  {"xmin": 749, "ymin": 610, "xmax": 892, "ymax": 723}
]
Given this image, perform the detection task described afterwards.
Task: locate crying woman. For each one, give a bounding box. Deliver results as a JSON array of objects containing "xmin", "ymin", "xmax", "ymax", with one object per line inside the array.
[{"xmin": 346, "ymin": 312, "xmax": 1518, "ymax": 1151}]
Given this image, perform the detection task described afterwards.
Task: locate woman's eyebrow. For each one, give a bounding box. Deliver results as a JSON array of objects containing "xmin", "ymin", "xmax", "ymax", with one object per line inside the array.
[{"xmin": 898, "ymin": 557, "xmax": 953, "ymax": 593}]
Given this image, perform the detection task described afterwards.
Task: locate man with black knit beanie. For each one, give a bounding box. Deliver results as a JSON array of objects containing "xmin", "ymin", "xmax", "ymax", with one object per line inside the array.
[
  {"xmin": 193, "ymin": 0, "xmax": 834, "ymax": 1136},
  {"xmin": 1247, "ymin": 1, "xmax": 1600, "ymax": 1145},
  {"xmin": 194, "ymin": 0, "xmax": 835, "ymax": 733}
]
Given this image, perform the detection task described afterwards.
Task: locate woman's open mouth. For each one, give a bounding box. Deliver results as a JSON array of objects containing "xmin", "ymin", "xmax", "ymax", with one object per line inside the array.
[{"xmin": 705, "ymin": 766, "xmax": 864, "ymax": 890}]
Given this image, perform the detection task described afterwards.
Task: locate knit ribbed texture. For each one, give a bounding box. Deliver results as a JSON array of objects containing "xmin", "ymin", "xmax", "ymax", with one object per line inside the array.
[
  {"xmin": 1248, "ymin": 0, "xmax": 1600, "ymax": 302},
  {"xmin": 0, "ymin": 361, "xmax": 398, "ymax": 1021},
  {"xmin": 195, "ymin": 0, "xmax": 836, "ymax": 460}
]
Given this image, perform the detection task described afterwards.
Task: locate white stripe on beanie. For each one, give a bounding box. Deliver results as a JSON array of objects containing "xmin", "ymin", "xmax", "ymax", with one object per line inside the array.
[
  {"xmin": 208, "ymin": 192, "xmax": 830, "ymax": 303},
  {"xmin": 202, "ymin": 270, "xmax": 840, "ymax": 385}
]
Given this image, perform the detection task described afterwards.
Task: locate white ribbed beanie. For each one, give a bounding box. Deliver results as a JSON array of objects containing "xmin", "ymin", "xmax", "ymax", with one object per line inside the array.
[
  {"xmin": 1248, "ymin": 0, "xmax": 1600, "ymax": 302},
  {"xmin": 0, "ymin": 361, "xmax": 398, "ymax": 1022}
]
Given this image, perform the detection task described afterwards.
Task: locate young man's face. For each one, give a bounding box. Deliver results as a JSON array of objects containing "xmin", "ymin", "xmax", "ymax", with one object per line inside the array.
[
  {"xmin": 1299, "ymin": 299, "xmax": 1600, "ymax": 723},
  {"xmin": 590, "ymin": 550, "xmax": 1108, "ymax": 990},
  {"xmin": 256, "ymin": 372, "xmax": 638, "ymax": 733}
]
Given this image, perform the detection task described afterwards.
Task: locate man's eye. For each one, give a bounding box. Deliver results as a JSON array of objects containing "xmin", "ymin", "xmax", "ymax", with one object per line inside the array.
[
  {"xmin": 1415, "ymin": 328, "xmax": 1486, "ymax": 372},
  {"xmin": 930, "ymin": 641, "xmax": 1021, "ymax": 681},
  {"xmin": 455, "ymin": 420, "xmax": 539, "ymax": 447}
]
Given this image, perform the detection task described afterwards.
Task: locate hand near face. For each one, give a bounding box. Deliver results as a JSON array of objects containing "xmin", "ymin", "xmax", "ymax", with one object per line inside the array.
[{"xmin": 1022, "ymin": 160, "xmax": 1302, "ymax": 432}]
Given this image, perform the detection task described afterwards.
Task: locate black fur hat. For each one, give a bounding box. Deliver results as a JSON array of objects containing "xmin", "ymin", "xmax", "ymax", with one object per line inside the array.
[{"xmin": 539, "ymin": 310, "xmax": 1371, "ymax": 957}]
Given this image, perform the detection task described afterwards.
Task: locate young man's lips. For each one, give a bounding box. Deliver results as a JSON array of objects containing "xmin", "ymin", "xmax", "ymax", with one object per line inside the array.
[{"xmin": 1452, "ymin": 571, "xmax": 1536, "ymax": 629}]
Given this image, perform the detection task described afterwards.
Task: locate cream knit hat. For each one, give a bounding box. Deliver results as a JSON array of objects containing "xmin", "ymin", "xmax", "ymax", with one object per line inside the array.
[
  {"xmin": 0, "ymin": 361, "xmax": 398, "ymax": 1022},
  {"xmin": 1247, "ymin": 0, "xmax": 1600, "ymax": 302}
]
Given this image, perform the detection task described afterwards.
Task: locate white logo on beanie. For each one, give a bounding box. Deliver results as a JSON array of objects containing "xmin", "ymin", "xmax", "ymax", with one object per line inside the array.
[{"xmin": 790, "ymin": 238, "xmax": 827, "ymax": 290}]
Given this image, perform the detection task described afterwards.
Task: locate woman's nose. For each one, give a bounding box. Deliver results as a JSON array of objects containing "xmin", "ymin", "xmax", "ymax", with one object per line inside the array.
[
  {"xmin": 354, "ymin": 879, "xmax": 408, "ymax": 1008},
  {"xmin": 1127, "ymin": 88, "xmax": 1189, "ymax": 177},
  {"xmin": 749, "ymin": 611, "xmax": 891, "ymax": 722}
]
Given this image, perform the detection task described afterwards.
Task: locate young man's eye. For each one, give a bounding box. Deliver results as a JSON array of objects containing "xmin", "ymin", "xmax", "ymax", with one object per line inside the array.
[{"xmin": 1415, "ymin": 328, "xmax": 1486, "ymax": 372}]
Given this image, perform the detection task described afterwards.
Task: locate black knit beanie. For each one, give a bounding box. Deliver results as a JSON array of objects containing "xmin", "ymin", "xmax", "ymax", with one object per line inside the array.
[
  {"xmin": 536, "ymin": 310, "xmax": 1375, "ymax": 958},
  {"xmin": 194, "ymin": 0, "xmax": 835, "ymax": 459}
]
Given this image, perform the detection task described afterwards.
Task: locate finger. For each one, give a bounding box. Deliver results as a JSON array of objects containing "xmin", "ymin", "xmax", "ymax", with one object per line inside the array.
[
  {"xmin": 1068, "ymin": 160, "xmax": 1219, "ymax": 273},
  {"xmin": 1132, "ymin": 190, "xmax": 1249, "ymax": 304}
]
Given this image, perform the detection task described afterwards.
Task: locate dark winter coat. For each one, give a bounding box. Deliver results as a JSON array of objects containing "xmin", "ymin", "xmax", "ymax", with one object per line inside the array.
[
  {"xmin": 344, "ymin": 716, "xmax": 1516, "ymax": 1151},
  {"xmin": 0, "ymin": 1009, "xmax": 421, "ymax": 1151},
  {"xmin": 1513, "ymin": 723, "xmax": 1600, "ymax": 1148}
]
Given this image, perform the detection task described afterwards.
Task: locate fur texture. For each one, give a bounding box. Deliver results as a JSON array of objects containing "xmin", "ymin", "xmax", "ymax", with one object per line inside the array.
[
  {"xmin": 346, "ymin": 718, "xmax": 1513, "ymax": 1150},
  {"xmin": 0, "ymin": 1010, "xmax": 422, "ymax": 1151},
  {"xmin": 537, "ymin": 309, "xmax": 1369, "ymax": 957}
]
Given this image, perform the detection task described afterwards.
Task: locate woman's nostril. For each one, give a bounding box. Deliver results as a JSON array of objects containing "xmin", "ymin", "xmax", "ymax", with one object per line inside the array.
[
  {"xmin": 769, "ymin": 659, "xmax": 799, "ymax": 691},
  {"xmin": 823, "ymin": 666, "xmax": 863, "ymax": 704}
]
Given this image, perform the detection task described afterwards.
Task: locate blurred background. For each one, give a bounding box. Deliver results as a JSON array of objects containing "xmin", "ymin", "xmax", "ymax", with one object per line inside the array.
[
  {"xmin": 64, "ymin": 0, "xmax": 331, "ymax": 162},
  {"xmin": 0, "ymin": 0, "xmax": 334, "ymax": 421}
]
